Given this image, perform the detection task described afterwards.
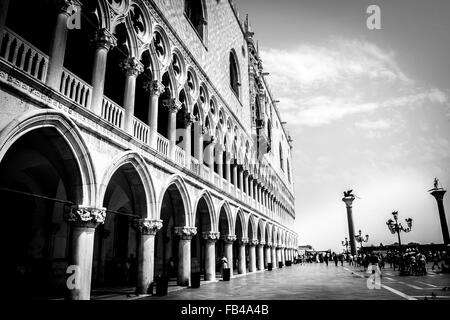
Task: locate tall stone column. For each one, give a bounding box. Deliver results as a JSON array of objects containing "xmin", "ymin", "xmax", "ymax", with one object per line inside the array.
[
  {"xmin": 183, "ymin": 113, "xmax": 196, "ymax": 167},
  {"xmin": 224, "ymin": 153, "xmax": 231, "ymax": 191},
  {"xmin": 257, "ymin": 242, "xmax": 265, "ymax": 271},
  {"xmin": 222, "ymin": 235, "xmax": 236, "ymax": 276},
  {"xmin": 342, "ymin": 194, "xmax": 357, "ymax": 255},
  {"xmin": 46, "ymin": 0, "xmax": 77, "ymax": 89},
  {"xmin": 249, "ymin": 177, "xmax": 254, "ymax": 200},
  {"xmin": 265, "ymin": 243, "xmax": 272, "ymax": 268},
  {"xmin": 90, "ymin": 28, "xmax": 116, "ymax": 115},
  {"xmin": 203, "ymin": 232, "xmax": 220, "ymax": 281},
  {"xmin": 238, "ymin": 166, "xmax": 244, "ymax": 192},
  {"xmin": 232, "ymin": 163, "xmax": 238, "ymax": 189},
  {"xmin": 65, "ymin": 205, "xmax": 106, "ymax": 300},
  {"xmin": 243, "ymin": 171, "xmax": 249, "ymax": 196},
  {"xmin": 249, "ymin": 240, "xmax": 257, "ymax": 272},
  {"xmin": 276, "ymin": 246, "xmax": 282, "ymax": 267},
  {"xmin": 163, "ymin": 99, "xmax": 182, "ymax": 160},
  {"xmin": 238, "ymin": 238, "xmax": 248, "ymax": 274},
  {"xmin": 195, "ymin": 125, "xmax": 205, "ymax": 167},
  {"xmin": 135, "ymin": 219, "xmax": 163, "ymax": 294},
  {"xmin": 120, "ymin": 57, "xmax": 143, "ymax": 134},
  {"xmin": 146, "ymin": 80, "xmax": 165, "ymax": 149},
  {"xmin": 271, "ymin": 246, "xmax": 277, "ymax": 269},
  {"xmin": 207, "ymin": 141, "xmax": 217, "ymax": 181},
  {"xmin": 216, "ymin": 145, "xmax": 224, "ymax": 179},
  {"xmin": 430, "ymin": 187, "xmax": 449, "ymax": 245},
  {"xmin": 175, "ymin": 227, "xmax": 197, "ymax": 286}
]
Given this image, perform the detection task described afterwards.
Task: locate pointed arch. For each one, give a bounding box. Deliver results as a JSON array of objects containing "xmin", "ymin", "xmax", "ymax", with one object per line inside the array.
[
  {"xmin": 158, "ymin": 175, "xmax": 192, "ymax": 227},
  {"xmin": 193, "ymin": 190, "xmax": 216, "ymax": 232},
  {"xmin": 217, "ymin": 200, "xmax": 233, "ymax": 236}
]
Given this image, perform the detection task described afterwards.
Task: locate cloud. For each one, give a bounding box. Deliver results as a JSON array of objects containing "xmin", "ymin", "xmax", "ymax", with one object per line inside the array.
[
  {"xmin": 355, "ymin": 119, "xmax": 392, "ymax": 131},
  {"xmin": 260, "ymin": 38, "xmax": 449, "ymax": 128}
]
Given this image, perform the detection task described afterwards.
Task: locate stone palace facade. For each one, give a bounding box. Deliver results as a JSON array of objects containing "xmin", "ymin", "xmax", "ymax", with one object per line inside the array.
[{"xmin": 0, "ymin": 0, "xmax": 297, "ymax": 300}]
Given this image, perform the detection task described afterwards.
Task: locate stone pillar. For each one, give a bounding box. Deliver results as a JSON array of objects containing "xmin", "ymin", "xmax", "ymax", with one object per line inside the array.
[
  {"xmin": 271, "ymin": 246, "xmax": 277, "ymax": 269},
  {"xmin": 65, "ymin": 205, "xmax": 106, "ymax": 300},
  {"xmin": 216, "ymin": 145, "xmax": 224, "ymax": 179},
  {"xmin": 232, "ymin": 163, "xmax": 238, "ymax": 188},
  {"xmin": 90, "ymin": 29, "xmax": 116, "ymax": 115},
  {"xmin": 276, "ymin": 246, "xmax": 282, "ymax": 267},
  {"xmin": 135, "ymin": 219, "xmax": 163, "ymax": 294},
  {"xmin": 203, "ymin": 232, "xmax": 220, "ymax": 281},
  {"xmin": 222, "ymin": 235, "xmax": 236, "ymax": 276},
  {"xmin": 195, "ymin": 125, "xmax": 205, "ymax": 166},
  {"xmin": 207, "ymin": 141, "xmax": 216, "ymax": 181},
  {"xmin": 342, "ymin": 195, "xmax": 357, "ymax": 255},
  {"xmin": 265, "ymin": 243, "xmax": 272, "ymax": 268},
  {"xmin": 238, "ymin": 238, "xmax": 248, "ymax": 274},
  {"xmin": 249, "ymin": 240, "xmax": 258, "ymax": 272},
  {"xmin": 257, "ymin": 242, "xmax": 265, "ymax": 271},
  {"xmin": 238, "ymin": 166, "xmax": 244, "ymax": 192},
  {"xmin": 120, "ymin": 57, "xmax": 143, "ymax": 134},
  {"xmin": 224, "ymin": 154, "xmax": 231, "ymax": 189},
  {"xmin": 164, "ymin": 99, "xmax": 182, "ymax": 160},
  {"xmin": 430, "ymin": 188, "xmax": 449, "ymax": 245},
  {"xmin": 244, "ymin": 171, "xmax": 250, "ymax": 196},
  {"xmin": 249, "ymin": 177, "xmax": 254, "ymax": 200},
  {"xmin": 175, "ymin": 227, "xmax": 197, "ymax": 286},
  {"xmin": 145, "ymin": 80, "xmax": 165, "ymax": 149},
  {"xmin": 46, "ymin": 1, "xmax": 75, "ymax": 89},
  {"xmin": 183, "ymin": 113, "xmax": 196, "ymax": 167}
]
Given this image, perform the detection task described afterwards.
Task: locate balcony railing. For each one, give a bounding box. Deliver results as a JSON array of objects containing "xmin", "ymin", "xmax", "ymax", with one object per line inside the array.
[
  {"xmin": 133, "ymin": 117, "xmax": 150, "ymax": 144},
  {"xmin": 190, "ymin": 157, "xmax": 200, "ymax": 175},
  {"xmin": 101, "ymin": 96, "xmax": 124, "ymax": 129},
  {"xmin": 60, "ymin": 68, "xmax": 92, "ymax": 109},
  {"xmin": 156, "ymin": 133, "xmax": 169, "ymax": 156},
  {"xmin": 213, "ymin": 173, "xmax": 220, "ymax": 187},
  {"xmin": 174, "ymin": 146, "xmax": 185, "ymax": 166},
  {"xmin": 0, "ymin": 27, "xmax": 48, "ymax": 82},
  {"xmin": 202, "ymin": 165, "xmax": 210, "ymax": 180}
]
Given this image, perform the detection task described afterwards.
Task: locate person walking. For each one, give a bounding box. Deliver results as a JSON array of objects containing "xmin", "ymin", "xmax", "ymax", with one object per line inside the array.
[
  {"xmin": 431, "ymin": 252, "xmax": 441, "ymax": 271},
  {"xmin": 333, "ymin": 253, "xmax": 338, "ymax": 267}
]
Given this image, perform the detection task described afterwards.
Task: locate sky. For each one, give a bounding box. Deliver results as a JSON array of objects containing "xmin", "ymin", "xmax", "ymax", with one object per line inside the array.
[{"xmin": 236, "ymin": 0, "xmax": 450, "ymax": 252}]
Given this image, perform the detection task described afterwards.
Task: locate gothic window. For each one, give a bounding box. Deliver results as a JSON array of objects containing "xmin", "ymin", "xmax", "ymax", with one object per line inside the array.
[
  {"xmin": 230, "ymin": 51, "xmax": 240, "ymax": 98},
  {"xmin": 185, "ymin": 0, "xmax": 206, "ymax": 41}
]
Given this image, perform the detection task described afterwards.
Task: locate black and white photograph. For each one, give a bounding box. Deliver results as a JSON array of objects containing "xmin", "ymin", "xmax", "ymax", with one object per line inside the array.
[{"xmin": 0, "ymin": 0, "xmax": 449, "ymax": 312}]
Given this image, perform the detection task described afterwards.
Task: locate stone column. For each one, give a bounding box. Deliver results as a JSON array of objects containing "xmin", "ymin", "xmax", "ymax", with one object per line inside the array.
[
  {"xmin": 271, "ymin": 246, "xmax": 277, "ymax": 269},
  {"xmin": 238, "ymin": 238, "xmax": 248, "ymax": 274},
  {"xmin": 265, "ymin": 243, "xmax": 272, "ymax": 268},
  {"xmin": 135, "ymin": 219, "xmax": 163, "ymax": 294},
  {"xmin": 224, "ymin": 154, "xmax": 231, "ymax": 190},
  {"xmin": 163, "ymin": 99, "xmax": 182, "ymax": 159},
  {"xmin": 249, "ymin": 240, "xmax": 257, "ymax": 272},
  {"xmin": 238, "ymin": 166, "xmax": 244, "ymax": 192},
  {"xmin": 175, "ymin": 227, "xmax": 197, "ymax": 286},
  {"xmin": 183, "ymin": 113, "xmax": 196, "ymax": 167},
  {"xmin": 257, "ymin": 241, "xmax": 265, "ymax": 271},
  {"xmin": 430, "ymin": 188, "xmax": 449, "ymax": 245},
  {"xmin": 276, "ymin": 246, "xmax": 282, "ymax": 267},
  {"xmin": 342, "ymin": 195, "xmax": 357, "ymax": 255},
  {"xmin": 222, "ymin": 235, "xmax": 236, "ymax": 276},
  {"xmin": 195, "ymin": 125, "xmax": 205, "ymax": 166},
  {"xmin": 120, "ymin": 57, "xmax": 143, "ymax": 134},
  {"xmin": 207, "ymin": 141, "xmax": 216, "ymax": 181},
  {"xmin": 145, "ymin": 80, "xmax": 165, "ymax": 149},
  {"xmin": 249, "ymin": 177, "xmax": 254, "ymax": 200},
  {"xmin": 65, "ymin": 205, "xmax": 106, "ymax": 300},
  {"xmin": 90, "ymin": 28, "xmax": 116, "ymax": 115},
  {"xmin": 203, "ymin": 232, "xmax": 220, "ymax": 281},
  {"xmin": 216, "ymin": 145, "xmax": 224, "ymax": 179},
  {"xmin": 46, "ymin": 0, "xmax": 76, "ymax": 89},
  {"xmin": 232, "ymin": 163, "xmax": 238, "ymax": 189}
]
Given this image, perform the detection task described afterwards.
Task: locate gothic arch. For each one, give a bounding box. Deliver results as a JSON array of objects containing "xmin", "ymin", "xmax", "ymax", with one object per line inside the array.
[
  {"xmin": 158, "ymin": 175, "xmax": 192, "ymax": 227},
  {"xmin": 217, "ymin": 200, "xmax": 233, "ymax": 236},
  {"xmin": 192, "ymin": 190, "xmax": 216, "ymax": 232}
]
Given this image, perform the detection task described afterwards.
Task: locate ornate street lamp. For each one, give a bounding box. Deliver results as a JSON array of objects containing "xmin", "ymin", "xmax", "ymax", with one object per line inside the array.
[
  {"xmin": 354, "ymin": 230, "xmax": 369, "ymax": 253},
  {"xmin": 386, "ymin": 211, "xmax": 413, "ymax": 276}
]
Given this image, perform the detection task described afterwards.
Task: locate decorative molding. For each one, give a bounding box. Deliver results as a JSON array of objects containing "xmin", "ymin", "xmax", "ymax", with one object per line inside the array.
[
  {"xmin": 175, "ymin": 226, "xmax": 197, "ymax": 240},
  {"xmin": 202, "ymin": 231, "xmax": 220, "ymax": 241},
  {"xmin": 221, "ymin": 235, "xmax": 237, "ymax": 243},
  {"xmin": 65, "ymin": 205, "xmax": 106, "ymax": 228},
  {"xmin": 163, "ymin": 98, "xmax": 182, "ymax": 113},
  {"xmin": 119, "ymin": 57, "xmax": 144, "ymax": 77},
  {"xmin": 134, "ymin": 219, "xmax": 163, "ymax": 235}
]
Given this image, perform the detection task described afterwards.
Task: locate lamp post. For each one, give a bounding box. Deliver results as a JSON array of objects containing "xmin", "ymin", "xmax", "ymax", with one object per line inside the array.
[
  {"xmin": 354, "ymin": 230, "xmax": 369, "ymax": 253},
  {"xmin": 386, "ymin": 211, "xmax": 413, "ymax": 276}
]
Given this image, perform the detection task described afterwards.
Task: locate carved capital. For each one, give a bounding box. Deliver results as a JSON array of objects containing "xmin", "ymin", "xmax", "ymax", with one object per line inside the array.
[
  {"xmin": 134, "ymin": 219, "xmax": 163, "ymax": 235},
  {"xmin": 259, "ymin": 241, "xmax": 266, "ymax": 246},
  {"xmin": 163, "ymin": 99, "xmax": 182, "ymax": 113},
  {"xmin": 119, "ymin": 57, "xmax": 144, "ymax": 77},
  {"xmin": 175, "ymin": 227, "xmax": 197, "ymax": 240},
  {"xmin": 183, "ymin": 112, "xmax": 197, "ymax": 128},
  {"xmin": 201, "ymin": 125, "xmax": 208, "ymax": 136},
  {"xmin": 90, "ymin": 28, "xmax": 117, "ymax": 51},
  {"xmin": 203, "ymin": 232, "xmax": 220, "ymax": 241},
  {"xmin": 144, "ymin": 80, "xmax": 165, "ymax": 97},
  {"xmin": 250, "ymin": 239, "xmax": 259, "ymax": 246},
  {"xmin": 342, "ymin": 196, "xmax": 355, "ymax": 208},
  {"xmin": 221, "ymin": 235, "xmax": 237, "ymax": 243},
  {"xmin": 266, "ymin": 242, "xmax": 273, "ymax": 247},
  {"xmin": 239, "ymin": 238, "xmax": 249, "ymax": 245},
  {"xmin": 65, "ymin": 205, "xmax": 106, "ymax": 228}
]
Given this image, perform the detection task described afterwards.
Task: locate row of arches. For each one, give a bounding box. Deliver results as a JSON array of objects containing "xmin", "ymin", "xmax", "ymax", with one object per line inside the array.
[{"xmin": 0, "ymin": 110, "xmax": 297, "ymax": 299}]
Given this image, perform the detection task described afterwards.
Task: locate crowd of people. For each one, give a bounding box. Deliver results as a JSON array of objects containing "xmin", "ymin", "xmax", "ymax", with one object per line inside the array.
[{"xmin": 295, "ymin": 247, "xmax": 450, "ymax": 276}]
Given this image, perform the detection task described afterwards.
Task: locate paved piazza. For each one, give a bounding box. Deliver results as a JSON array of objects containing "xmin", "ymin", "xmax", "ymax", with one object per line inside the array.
[{"xmin": 138, "ymin": 263, "xmax": 450, "ymax": 300}]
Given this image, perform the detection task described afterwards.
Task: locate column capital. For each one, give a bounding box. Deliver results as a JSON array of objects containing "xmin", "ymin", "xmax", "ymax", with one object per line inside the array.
[
  {"xmin": 163, "ymin": 98, "xmax": 182, "ymax": 113},
  {"xmin": 144, "ymin": 80, "xmax": 165, "ymax": 97},
  {"xmin": 266, "ymin": 242, "xmax": 273, "ymax": 247},
  {"xmin": 203, "ymin": 231, "xmax": 220, "ymax": 241},
  {"xmin": 183, "ymin": 112, "xmax": 197, "ymax": 128},
  {"xmin": 430, "ymin": 188, "xmax": 447, "ymax": 201},
  {"xmin": 65, "ymin": 205, "xmax": 106, "ymax": 228},
  {"xmin": 175, "ymin": 226, "xmax": 197, "ymax": 240},
  {"xmin": 221, "ymin": 235, "xmax": 237, "ymax": 243},
  {"xmin": 90, "ymin": 28, "xmax": 117, "ymax": 51},
  {"xmin": 259, "ymin": 241, "xmax": 266, "ymax": 246},
  {"xmin": 342, "ymin": 195, "xmax": 355, "ymax": 208},
  {"xmin": 134, "ymin": 219, "xmax": 163, "ymax": 235},
  {"xmin": 119, "ymin": 57, "xmax": 144, "ymax": 77},
  {"xmin": 250, "ymin": 239, "xmax": 259, "ymax": 247},
  {"xmin": 239, "ymin": 238, "xmax": 249, "ymax": 245}
]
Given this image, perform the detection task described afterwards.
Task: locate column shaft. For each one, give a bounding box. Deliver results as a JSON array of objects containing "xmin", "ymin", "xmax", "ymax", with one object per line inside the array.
[
  {"xmin": 178, "ymin": 239, "xmax": 191, "ymax": 286},
  {"xmin": 205, "ymin": 240, "xmax": 216, "ymax": 281},
  {"xmin": 224, "ymin": 241, "xmax": 233, "ymax": 276},
  {"xmin": 137, "ymin": 234, "xmax": 155, "ymax": 294},
  {"xmin": 257, "ymin": 245, "xmax": 264, "ymax": 271},
  {"xmin": 238, "ymin": 243, "xmax": 246, "ymax": 274}
]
